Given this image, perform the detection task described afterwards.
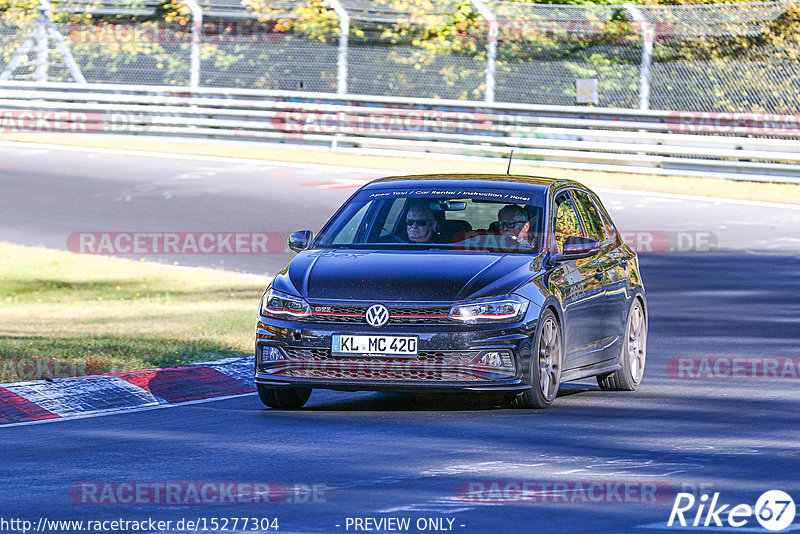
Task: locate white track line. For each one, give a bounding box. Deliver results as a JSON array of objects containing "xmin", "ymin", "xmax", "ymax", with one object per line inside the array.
[
  {"xmin": 0, "ymin": 392, "xmax": 256, "ymax": 429},
  {"xmin": 0, "ymin": 140, "xmax": 397, "ymax": 175},
  {"xmin": 1, "ymin": 140, "xmax": 798, "ymax": 210},
  {"xmin": 593, "ymin": 187, "xmax": 800, "ymax": 210}
]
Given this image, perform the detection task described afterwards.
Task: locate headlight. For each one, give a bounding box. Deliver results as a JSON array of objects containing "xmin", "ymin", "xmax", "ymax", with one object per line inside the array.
[
  {"xmin": 449, "ymin": 295, "xmax": 528, "ymax": 323},
  {"xmin": 261, "ymin": 288, "xmax": 311, "ymax": 318}
]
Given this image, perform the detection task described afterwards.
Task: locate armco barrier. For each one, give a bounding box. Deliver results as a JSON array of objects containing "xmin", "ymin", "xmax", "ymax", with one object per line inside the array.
[{"xmin": 1, "ymin": 81, "xmax": 799, "ymax": 184}]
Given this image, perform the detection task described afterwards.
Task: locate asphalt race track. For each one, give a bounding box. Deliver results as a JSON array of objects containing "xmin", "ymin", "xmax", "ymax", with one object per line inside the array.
[
  {"xmin": 1, "ymin": 142, "xmax": 799, "ymax": 534},
  {"xmin": 2, "ymin": 142, "xmax": 800, "ymax": 274}
]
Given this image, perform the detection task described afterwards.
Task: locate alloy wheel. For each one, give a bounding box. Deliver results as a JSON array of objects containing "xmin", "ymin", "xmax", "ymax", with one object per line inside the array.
[
  {"xmin": 627, "ymin": 303, "xmax": 646, "ymax": 383},
  {"xmin": 538, "ymin": 316, "xmax": 562, "ymax": 400}
]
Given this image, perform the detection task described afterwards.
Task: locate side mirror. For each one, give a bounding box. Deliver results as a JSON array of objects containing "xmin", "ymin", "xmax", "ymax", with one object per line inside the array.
[
  {"xmin": 552, "ymin": 235, "xmax": 601, "ymax": 262},
  {"xmin": 287, "ymin": 230, "xmax": 313, "ymax": 253}
]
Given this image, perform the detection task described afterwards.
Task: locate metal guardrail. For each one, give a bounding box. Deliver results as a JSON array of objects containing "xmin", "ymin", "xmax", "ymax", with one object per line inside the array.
[
  {"xmin": 1, "ymin": 82, "xmax": 799, "ymax": 184},
  {"xmin": 5, "ymin": 1, "xmax": 799, "ymax": 112}
]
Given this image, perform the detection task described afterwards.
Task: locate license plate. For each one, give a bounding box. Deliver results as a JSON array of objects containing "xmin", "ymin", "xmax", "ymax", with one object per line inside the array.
[{"xmin": 331, "ymin": 334, "xmax": 418, "ymax": 357}]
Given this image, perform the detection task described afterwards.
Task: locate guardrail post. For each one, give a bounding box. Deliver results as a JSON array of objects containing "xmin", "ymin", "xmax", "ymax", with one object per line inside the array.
[
  {"xmin": 1, "ymin": 0, "xmax": 86, "ymax": 83},
  {"xmin": 327, "ymin": 0, "xmax": 350, "ymax": 95},
  {"xmin": 33, "ymin": 8, "xmax": 49, "ymax": 82},
  {"xmin": 182, "ymin": 0, "xmax": 202, "ymax": 89},
  {"xmin": 624, "ymin": 3, "xmax": 653, "ymax": 111},
  {"xmin": 469, "ymin": 0, "xmax": 497, "ymax": 102}
]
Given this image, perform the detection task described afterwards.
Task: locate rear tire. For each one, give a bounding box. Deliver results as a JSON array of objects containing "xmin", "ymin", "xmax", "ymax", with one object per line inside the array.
[
  {"xmin": 257, "ymin": 384, "xmax": 312, "ymax": 409},
  {"xmin": 512, "ymin": 309, "xmax": 562, "ymax": 409},
  {"xmin": 597, "ymin": 298, "xmax": 647, "ymax": 391}
]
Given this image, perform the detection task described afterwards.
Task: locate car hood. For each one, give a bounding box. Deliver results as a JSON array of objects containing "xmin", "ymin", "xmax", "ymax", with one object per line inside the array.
[{"xmin": 272, "ymin": 249, "xmax": 541, "ymax": 303}]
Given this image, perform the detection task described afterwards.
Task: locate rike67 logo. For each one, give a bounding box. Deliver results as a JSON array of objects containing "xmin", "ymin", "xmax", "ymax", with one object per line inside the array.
[{"xmin": 668, "ymin": 490, "xmax": 796, "ymax": 531}]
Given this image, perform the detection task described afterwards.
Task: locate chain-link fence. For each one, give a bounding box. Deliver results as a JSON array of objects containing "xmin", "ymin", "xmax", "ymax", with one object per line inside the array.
[
  {"xmin": 195, "ymin": 0, "xmax": 339, "ymax": 91},
  {"xmin": 344, "ymin": 0, "xmax": 488, "ymax": 100},
  {"xmin": 488, "ymin": 2, "xmax": 642, "ymax": 108},
  {"xmin": 1, "ymin": 0, "xmax": 798, "ymax": 112},
  {"xmin": 638, "ymin": 1, "xmax": 800, "ymax": 113}
]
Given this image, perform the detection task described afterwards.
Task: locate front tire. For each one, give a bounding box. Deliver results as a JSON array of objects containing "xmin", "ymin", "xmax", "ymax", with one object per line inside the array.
[
  {"xmin": 257, "ymin": 384, "xmax": 312, "ymax": 409},
  {"xmin": 512, "ymin": 309, "xmax": 562, "ymax": 409},
  {"xmin": 597, "ymin": 298, "xmax": 647, "ymax": 391}
]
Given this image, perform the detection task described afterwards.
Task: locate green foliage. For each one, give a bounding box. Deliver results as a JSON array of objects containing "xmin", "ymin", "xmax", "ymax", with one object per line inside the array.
[
  {"xmin": 1, "ymin": 0, "xmax": 798, "ymax": 110},
  {"xmin": 0, "ymin": 242, "xmax": 263, "ymax": 380}
]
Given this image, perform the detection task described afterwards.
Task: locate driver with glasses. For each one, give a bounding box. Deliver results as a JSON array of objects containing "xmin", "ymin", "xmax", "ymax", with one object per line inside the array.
[
  {"xmin": 405, "ymin": 202, "xmax": 440, "ymax": 243},
  {"xmin": 497, "ymin": 204, "xmax": 533, "ymax": 248}
]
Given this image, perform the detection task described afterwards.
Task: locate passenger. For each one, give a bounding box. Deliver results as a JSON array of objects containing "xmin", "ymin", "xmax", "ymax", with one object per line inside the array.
[
  {"xmin": 497, "ymin": 204, "xmax": 532, "ymax": 248},
  {"xmin": 405, "ymin": 203, "xmax": 440, "ymax": 243}
]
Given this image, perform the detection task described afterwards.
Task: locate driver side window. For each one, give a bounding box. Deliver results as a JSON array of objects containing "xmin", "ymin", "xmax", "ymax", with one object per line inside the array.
[
  {"xmin": 553, "ymin": 193, "xmax": 583, "ymax": 253},
  {"xmin": 377, "ymin": 198, "xmax": 407, "ymax": 241},
  {"xmin": 332, "ymin": 201, "xmax": 371, "ymax": 244}
]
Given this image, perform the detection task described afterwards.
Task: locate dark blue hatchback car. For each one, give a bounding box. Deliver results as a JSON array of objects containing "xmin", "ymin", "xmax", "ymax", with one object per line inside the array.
[{"xmin": 255, "ymin": 174, "xmax": 647, "ymax": 409}]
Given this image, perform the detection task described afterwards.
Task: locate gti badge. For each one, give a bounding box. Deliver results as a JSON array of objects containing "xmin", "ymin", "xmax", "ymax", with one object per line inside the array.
[{"xmin": 365, "ymin": 304, "xmax": 390, "ymax": 327}]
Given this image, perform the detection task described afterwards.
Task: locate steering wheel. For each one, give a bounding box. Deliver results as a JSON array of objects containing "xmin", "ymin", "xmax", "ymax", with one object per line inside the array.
[
  {"xmin": 379, "ymin": 227, "xmax": 408, "ymax": 243},
  {"xmin": 386, "ymin": 233, "xmax": 408, "ymax": 243}
]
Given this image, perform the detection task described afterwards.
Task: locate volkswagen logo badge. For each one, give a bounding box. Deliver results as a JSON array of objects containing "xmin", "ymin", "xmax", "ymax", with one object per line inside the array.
[{"xmin": 365, "ymin": 304, "xmax": 390, "ymax": 328}]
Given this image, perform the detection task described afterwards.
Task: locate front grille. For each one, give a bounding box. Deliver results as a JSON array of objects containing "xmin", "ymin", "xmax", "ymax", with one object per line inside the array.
[
  {"xmin": 284, "ymin": 347, "xmax": 331, "ymax": 360},
  {"xmin": 308, "ymin": 304, "xmax": 453, "ymax": 325},
  {"xmin": 268, "ymin": 348, "xmax": 500, "ymax": 382},
  {"xmin": 283, "ymin": 348, "xmax": 479, "ymax": 365},
  {"xmin": 280, "ymin": 365, "xmax": 483, "ymax": 382},
  {"xmin": 390, "ymin": 306, "xmax": 452, "ymax": 324},
  {"xmin": 309, "ymin": 305, "xmax": 364, "ymax": 323}
]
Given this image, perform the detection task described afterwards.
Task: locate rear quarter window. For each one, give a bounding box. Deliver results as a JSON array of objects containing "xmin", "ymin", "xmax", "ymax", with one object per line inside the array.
[{"xmin": 572, "ymin": 190, "xmax": 608, "ymax": 242}]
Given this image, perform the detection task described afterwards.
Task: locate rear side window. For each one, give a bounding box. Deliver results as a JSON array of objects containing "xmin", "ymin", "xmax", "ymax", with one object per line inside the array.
[
  {"xmin": 588, "ymin": 192, "xmax": 618, "ymax": 242},
  {"xmin": 572, "ymin": 190, "xmax": 607, "ymax": 242},
  {"xmin": 553, "ymin": 193, "xmax": 583, "ymax": 253}
]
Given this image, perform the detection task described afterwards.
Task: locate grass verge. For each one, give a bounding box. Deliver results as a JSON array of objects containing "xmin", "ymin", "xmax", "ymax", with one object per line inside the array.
[
  {"xmin": 0, "ymin": 242, "xmax": 267, "ymax": 383},
  {"xmin": 2, "ymin": 133, "xmax": 799, "ymax": 205}
]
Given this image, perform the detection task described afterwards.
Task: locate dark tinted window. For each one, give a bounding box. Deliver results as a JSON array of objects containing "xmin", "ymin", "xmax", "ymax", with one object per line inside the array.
[
  {"xmin": 588, "ymin": 192, "xmax": 618, "ymax": 242},
  {"xmin": 553, "ymin": 193, "xmax": 583, "ymax": 253},
  {"xmin": 572, "ymin": 190, "xmax": 607, "ymax": 242},
  {"xmin": 315, "ymin": 189, "xmax": 547, "ymax": 254}
]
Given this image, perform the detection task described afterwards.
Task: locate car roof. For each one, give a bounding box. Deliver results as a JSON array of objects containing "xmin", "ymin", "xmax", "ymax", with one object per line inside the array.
[{"xmin": 362, "ymin": 173, "xmax": 585, "ymax": 194}]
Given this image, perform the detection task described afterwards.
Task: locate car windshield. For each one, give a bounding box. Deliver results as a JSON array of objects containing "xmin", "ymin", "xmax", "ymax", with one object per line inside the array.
[{"xmin": 315, "ymin": 188, "xmax": 547, "ymax": 254}]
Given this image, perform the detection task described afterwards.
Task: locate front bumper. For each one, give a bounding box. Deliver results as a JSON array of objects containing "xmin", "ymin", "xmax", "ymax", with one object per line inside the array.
[
  {"xmin": 254, "ymin": 376, "xmax": 530, "ymax": 394},
  {"xmin": 254, "ymin": 313, "xmax": 538, "ymax": 393}
]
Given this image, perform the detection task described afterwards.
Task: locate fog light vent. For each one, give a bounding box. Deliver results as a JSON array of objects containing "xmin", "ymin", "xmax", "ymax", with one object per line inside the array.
[
  {"xmin": 261, "ymin": 346, "xmax": 286, "ymax": 362},
  {"xmin": 476, "ymin": 350, "xmax": 514, "ymax": 369}
]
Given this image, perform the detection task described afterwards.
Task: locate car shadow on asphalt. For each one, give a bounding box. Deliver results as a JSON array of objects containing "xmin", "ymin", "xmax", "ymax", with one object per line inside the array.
[{"xmin": 293, "ymin": 382, "xmax": 600, "ymax": 411}]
